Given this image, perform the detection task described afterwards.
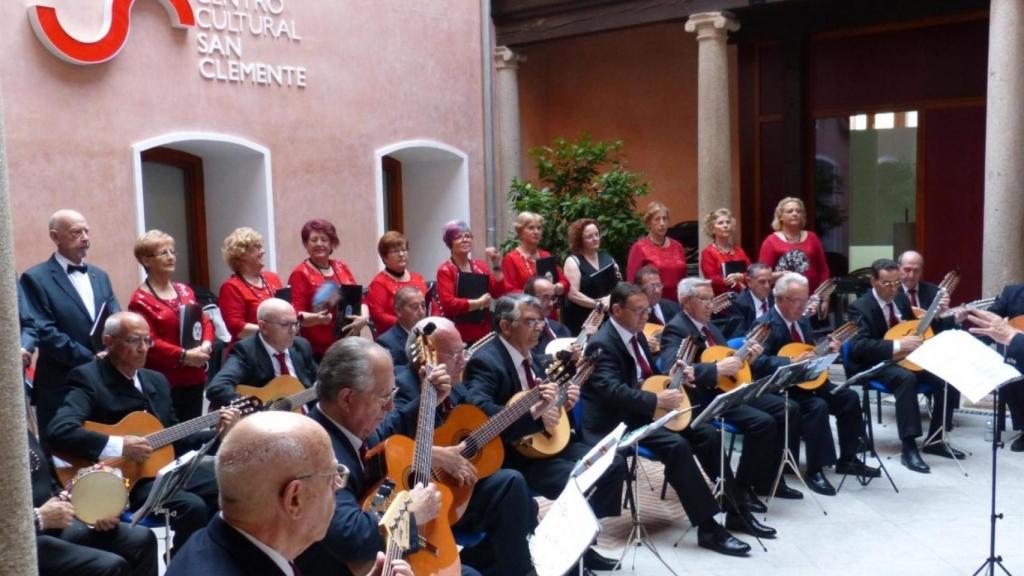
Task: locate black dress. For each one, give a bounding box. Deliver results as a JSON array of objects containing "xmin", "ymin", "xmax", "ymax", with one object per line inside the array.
[{"xmin": 563, "ymin": 252, "xmax": 620, "ymax": 335}]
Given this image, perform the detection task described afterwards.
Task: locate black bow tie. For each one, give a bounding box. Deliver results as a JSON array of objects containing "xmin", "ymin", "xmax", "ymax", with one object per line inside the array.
[{"xmin": 67, "ymin": 264, "xmax": 88, "ymax": 275}]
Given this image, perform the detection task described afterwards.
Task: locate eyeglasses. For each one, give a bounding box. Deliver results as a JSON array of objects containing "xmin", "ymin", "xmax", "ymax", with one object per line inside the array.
[
  {"xmin": 438, "ymin": 349, "xmax": 469, "ymax": 364},
  {"xmin": 455, "ymin": 233, "xmax": 474, "ymax": 241},
  {"xmin": 690, "ymin": 296, "xmax": 714, "ymax": 305},
  {"xmin": 781, "ymin": 296, "xmax": 809, "ymax": 305},
  {"xmin": 624, "ymin": 306, "xmax": 650, "ymax": 315},
  {"xmin": 516, "ymin": 318, "xmax": 545, "ymax": 329},
  {"xmin": 877, "ymin": 280, "xmax": 901, "ymax": 288},
  {"xmin": 151, "ymin": 248, "xmax": 176, "ymax": 258},
  {"xmin": 120, "ymin": 335, "xmax": 154, "ymax": 347},
  {"xmin": 388, "ymin": 248, "xmax": 410, "ymax": 255},
  {"xmin": 267, "ymin": 320, "xmax": 300, "ymax": 331},
  {"xmin": 370, "ymin": 387, "xmax": 399, "ymax": 406},
  {"xmin": 644, "ymin": 283, "xmax": 664, "ymax": 291},
  {"xmin": 295, "ymin": 462, "xmax": 350, "ymax": 490}
]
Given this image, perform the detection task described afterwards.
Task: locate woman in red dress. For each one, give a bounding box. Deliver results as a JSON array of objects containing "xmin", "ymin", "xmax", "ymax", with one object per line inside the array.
[
  {"xmin": 217, "ymin": 227, "xmax": 283, "ymax": 344},
  {"xmin": 435, "ymin": 220, "xmax": 506, "ymax": 345},
  {"xmin": 128, "ymin": 230, "xmax": 214, "ymax": 420},
  {"xmin": 366, "ymin": 231, "xmax": 428, "ymax": 335},
  {"xmin": 288, "ymin": 219, "xmax": 370, "ymax": 361},
  {"xmin": 758, "ymin": 197, "xmax": 831, "ymax": 292},
  {"xmin": 626, "ymin": 201, "xmax": 688, "ymax": 301},
  {"xmin": 699, "ymin": 208, "xmax": 752, "ymax": 295},
  {"xmin": 501, "ymin": 211, "xmax": 569, "ymax": 297}
]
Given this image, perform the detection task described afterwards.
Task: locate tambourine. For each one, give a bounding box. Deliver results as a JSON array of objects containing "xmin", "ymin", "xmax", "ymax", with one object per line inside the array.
[{"xmin": 68, "ymin": 464, "xmax": 129, "ymax": 524}]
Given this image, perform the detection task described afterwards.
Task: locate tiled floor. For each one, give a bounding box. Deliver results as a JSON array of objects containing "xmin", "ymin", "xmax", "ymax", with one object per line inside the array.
[{"xmin": 583, "ymin": 397, "xmax": 1024, "ymax": 576}]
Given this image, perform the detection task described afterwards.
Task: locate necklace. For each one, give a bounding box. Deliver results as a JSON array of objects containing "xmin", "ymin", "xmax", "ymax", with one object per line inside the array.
[
  {"xmin": 307, "ymin": 258, "xmax": 334, "ymax": 277},
  {"xmin": 649, "ymin": 235, "xmax": 668, "ymax": 248},
  {"xmin": 782, "ymin": 231, "xmax": 802, "ymax": 243},
  {"xmin": 714, "ymin": 242, "xmax": 734, "ymax": 255},
  {"xmin": 238, "ymin": 273, "xmax": 272, "ymax": 298},
  {"xmin": 145, "ymin": 278, "xmax": 182, "ymax": 312}
]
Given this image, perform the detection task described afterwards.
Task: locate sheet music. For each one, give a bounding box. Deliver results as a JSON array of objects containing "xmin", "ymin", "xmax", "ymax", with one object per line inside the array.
[
  {"xmin": 572, "ymin": 423, "xmax": 626, "ymax": 493},
  {"xmin": 529, "ymin": 481, "xmax": 600, "ymax": 576},
  {"xmin": 906, "ymin": 329, "xmax": 1022, "ymax": 403}
]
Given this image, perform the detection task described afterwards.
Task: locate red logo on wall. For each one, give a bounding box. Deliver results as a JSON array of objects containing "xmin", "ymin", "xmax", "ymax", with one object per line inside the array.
[{"xmin": 29, "ymin": 0, "xmax": 195, "ymax": 65}]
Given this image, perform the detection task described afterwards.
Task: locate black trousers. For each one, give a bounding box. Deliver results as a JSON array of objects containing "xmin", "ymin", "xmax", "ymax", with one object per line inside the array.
[
  {"xmin": 504, "ymin": 440, "xmax": 626, "ymax": 520},
  {"xmin": 455, "ymin": 469, "xmax": 538, "ymax": 576},
  {"xmin": 789, "ymin": 383, "xmax": 864, "ymax": 470},
  {"xmin": 37, "ymin": 519, "xmax": 158, "ymax": 576},
  {"xmin": 873, "ymin": 365, "xmax": 950, "ymax": 441},
  {"xmin": 637, "ymin": 427, "xmax": 720, "ymax": 525},
  {"xmin": 170, "ymin": 385, "xmax": 205, "ymax": 423},
  {"xmin": 129, "ymin": 461, "xmax": 218, "ymax": 552}
]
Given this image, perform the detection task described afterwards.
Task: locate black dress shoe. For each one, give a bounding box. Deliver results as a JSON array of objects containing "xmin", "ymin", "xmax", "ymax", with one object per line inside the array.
[
  {"xmin": 806, "ymin": 470, "xmax": 837, "ymax": 496},
  {"xmin": 697, "ymin": 524, "xmax": 751, "ymax": 557},
  {"xmin": 582, "ymin": 548, "xmax": 619, "ymax": 571},
  {"xmin": 773, "ymin": 483, "xmax": 803, "ymax": 500},
  {"xmin": 725, "ymin": 509, "xmax": 777, "ymax": 539},
  {"xmin": 835, "ymin": 459, "xmax": 881, "ymax": 478},
  {"xmin": 901, "ymin": 448, "xmax": 931, "ymax": 473},
  {"xmin": 922, "ymin": 443, "xmax": 967, "ymax": 460},
  {"xmin": 745, "ymin": 487, "xmax": 767, "ymax": 513},
  {"xmin": 1012, "ymin": 435, "xmax": 1024, "ymax": 452}
]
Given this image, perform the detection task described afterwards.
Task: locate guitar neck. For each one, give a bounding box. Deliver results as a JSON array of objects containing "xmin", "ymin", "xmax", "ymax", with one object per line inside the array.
[
  {"xmin": 464, "ymin": 386, "xmax": 543, "ymax": 453},
  {"xmin": 274, "ymin": 386, "xmax": 318, "ymax": 412},
  {"xmin": 413, "ymin": 370, "xmax": 439, "ymax": 487},
  {"xmin": 146, "ymin": 410, "xmax": 222, "ymax": 450},
  {"xmin": 915, "ymin": 289, "xmax": 946, "ymax": 336}
]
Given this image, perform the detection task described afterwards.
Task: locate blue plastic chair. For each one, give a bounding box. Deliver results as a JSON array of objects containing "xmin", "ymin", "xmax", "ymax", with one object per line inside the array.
[
  {"xmin": 726, "ymin": 337, "xmax": 746, "ymax": 350},
  {"xmin": 841, "ymin": 341, "xmax": 933, "ymax": 441},
  {"xmin": 453, "ymin": 529, "xmax": 488, "ymax": 548}
]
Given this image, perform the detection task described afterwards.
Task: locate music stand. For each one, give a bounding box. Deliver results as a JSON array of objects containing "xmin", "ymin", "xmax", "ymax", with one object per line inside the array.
[
  {"xmin": 833, "ymin": 360, "xmax": 900, "ymax": 494},
  {"xmin": 758, "ymin": 357, "xmax": 836, "ymax": 518},
  {"xmin": 922, "ymin": 379, "xmax": 969, "ymax": 477},
  {"xmin": 973, "ymin": 380, "xmax": 1019, "ymax": 576},
  {"xmin": 132, "ymin": 437, "xmax": 216, "ymax": 563}
]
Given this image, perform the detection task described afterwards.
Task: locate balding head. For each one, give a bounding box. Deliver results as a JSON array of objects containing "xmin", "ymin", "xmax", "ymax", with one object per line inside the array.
[
  {"xmin": 217, "ymin": 411, "xmax": 338, "ymax": 558},
  {"xmin": 897, "ymin": 250, "xmax": 924, "ymax": 290},
  {"xmin": 407, "ymin": 317, "xmax": 466, "ymax": 377},
  {"xmin": 257, "ymin": 298, "xmax": 298, "ymax": 351},
  {"xmin": 48, "ymin": 209, "xmax": 90, "ymax": 263}
]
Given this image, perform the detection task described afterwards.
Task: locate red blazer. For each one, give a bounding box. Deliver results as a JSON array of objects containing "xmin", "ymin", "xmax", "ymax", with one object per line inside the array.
[
  {"xmin": 289, "ymin": 259, "xmax": 358, "ymax": 356},
  {"xmin": 435, "ymin": 259, "xmax": 506, "ymax": 344},
  {"xmin": 700, "ymin": 244, "xmax": 752, "ymax": 295},
  {"xmin": 626, "ymin": 237, "xmax": 688, "ymax": 301},
  {"xmin": 366, "ymin": 270, "xmax": 427, "ymax": 335},
  {"xmin": 217, "ymin": 272, "xmax": 283, "ymax": 343},
  {"xmin": 128, "ymin": 284, "xmax": 214, "ymax": 389},
  {"xmin": 502, "ymin": 248, "xmax": 570, "ymax": 294}
]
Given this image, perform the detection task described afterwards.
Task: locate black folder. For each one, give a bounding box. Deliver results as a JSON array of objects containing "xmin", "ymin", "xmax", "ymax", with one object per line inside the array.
[
  {"xmin": 274, "ymin": 286, "xmax": 292, "ymax": 302},
  {"xmin": 179, "ymin": 304, "xmax": 204, "ymax": 349},
  {"xmin": 722, "ymin": 260, "xmax": 746, "ymax": 277},
  {"xmin": 588, "ymin": 263, "xmax": 619, "ymax": 298},
  {"xmin": 89, "ymin": 302, "xmax": 112, "ymax": 352},
  {"xmin": 535, "ymin": 256, "xmax": 558, "ymax": 282},
  {"xmin": 455, "ymin": 272, "xmax": 489, "ymax": 324},
  {"xmin": 335, "ymin": 284, "xmax": 363, "ymax": 337}
]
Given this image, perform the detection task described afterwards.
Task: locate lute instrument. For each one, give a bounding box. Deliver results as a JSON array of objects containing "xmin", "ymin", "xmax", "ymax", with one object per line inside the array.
[
  {"xmin": 643, "ymin": 292, "xmax": 734, "ymax": 353},
  {"xmin": 885, "ymin": 270, "xmax": 959, "ymax": 371},
  {"xmin": 513, "ymin": 351, "xmax": 599, "ymax": 458},
  {"xmin": 545, "ymin": 302, "xmax": 605, "ymax": 356},
  {"xmin": 701, "ymin": 323, "xmax": 772, "ymax": 392},
  {"xmin": 804, "ymin": 278, "xmax": 837, "ymax": 319},
  {"xmin": 777, "ymin": 321, "xmax": 858, "ymax": 390},
  {"xmin": 641, "ymin": 336, "xmax": 696, "ymax": 431}
]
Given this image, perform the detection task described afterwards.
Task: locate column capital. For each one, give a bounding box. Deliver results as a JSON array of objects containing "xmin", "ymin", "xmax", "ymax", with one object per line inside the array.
[
  {"xmin": 494, "ymin": 45, "xmax": 526, "ymax": 70},
  {"xmin": 685, "ymin": 11, "xmax": 740, "ymax": 41}
]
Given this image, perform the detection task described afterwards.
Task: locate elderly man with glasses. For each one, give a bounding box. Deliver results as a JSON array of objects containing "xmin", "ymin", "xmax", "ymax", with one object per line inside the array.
[{"xmin": 207, "ymin": 298, "xmax": 319, "ymax": 408}]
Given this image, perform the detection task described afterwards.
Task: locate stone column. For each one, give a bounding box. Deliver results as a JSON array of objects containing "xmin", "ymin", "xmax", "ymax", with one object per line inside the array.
[
  {"xmin": 494, "ymin": 46, "xmax": 525, "ymax": 244},
  {"xmin": 0, "ymin": 83, "xmax": 39, "ymax": 576},
  {"xmin": 686, "ymin": 12, "xmax": 739, "ymax": 251},
  {"xmin": 983, "ymin": 0, "xmax": 1024, "ymax": 294}
]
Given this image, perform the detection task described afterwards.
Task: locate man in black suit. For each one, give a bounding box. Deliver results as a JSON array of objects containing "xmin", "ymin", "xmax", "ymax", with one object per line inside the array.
[
  {"xmin": 756, "ymin": 273, "xmax": 879, "ymax": 495},
  {"xmin": 524, "ymin": 275, "xmax": 571, "ymax": 365},
  {"xmin": 394, "ymin": 317, "xmax": 537, "ymax": 575},
  {"xmin": 728, "ymin": 263, "xmax": 775, "ymax": 338},
  {"xmin": 634, "ymin": 265, "xmax": 680, "ymax": 327},
  {"xmin": 47, "ymin": 312, "xmax": 239, "ymax": 553},
  {"xmin": 464, "ymin": 294, "xmax": 626, "ymax": 571},
  {"xmin": 846, "ymin": 258, "xmax": 959, "ymax": 473},
  {"xmin": 21, "ymin": 209, "xmax": 120, "ymax": 435},
  {"xmin": 659, "ymin": 278, "xmax": 802, "ymax": 503},
  {"xmin": 168, "ymin": 411, "xmax": 411, "ymax": 576},
  {"xmin": 29, "ymin": 427, "xmax": 158, "ymax": 576},
  {"xmin": 376, "ymin": 285, "xmax": 426, "ymax": 367},
  {"xmin": 296, "ymin": 338, "xmax": 468, "ymax": 576},
  {"xmin": 584, "ymin": 282, "xmax": 764, "ymax": 556},
  {"xmin": 967, "ymin": 289, "xmax": 1024, "ymax": 451},
  {"xmin": 207, "ymin": 298, "xmax": 318, "ymax": 407},
  {"xmin": 897, "ymin": 250, "xmax": 961, "ymax": 432}
]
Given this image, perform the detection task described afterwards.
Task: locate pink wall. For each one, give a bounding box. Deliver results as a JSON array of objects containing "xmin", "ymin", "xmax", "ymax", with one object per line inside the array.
[
  {"xmin": 516, "ymin": 22, "xmax": 740, "ymax": 238},
  {"xmin": 0, "ymin": 0, "xmax": 486, "ymax": 299}
]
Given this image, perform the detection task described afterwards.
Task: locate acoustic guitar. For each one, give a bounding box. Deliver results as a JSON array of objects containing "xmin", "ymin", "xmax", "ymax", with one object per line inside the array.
[
  {"xmin": 361, "ymin": 323, "xmax": 460, "ymax": 576},
  {"xmin": 237, "ymin": 375, "xmax": 307, "ymax": 413},
  {"xmin": 885, "ymin": 270, "xmax": 959, "ymax": 371},
  {"xmin": 348, "ymin": 489, "xmax": 416, "ymax": 576},
  {"xmin": 433, "ymin": 354, "xmax": 576, "ymax": 524},
  {"xmin": 938, "ymin": 296, "xmax": 995, "ymax": 320},
  {"xmin": 777, "ymin": 321, "xmax": 858, "ymax": 391},
  {"xmin": 643, "ymin": 292, "xmax": 734, "ymax": 354},
  {"xmin": 641, "ymin": 336, "xmax": 696, "ymax": 431},
  {"xmin": 701, "ymin": 323, "xmax": 772, "ymax": 392},
  {"xmin": 513, "ymin": 351, "xmax": 599, "ymax": 458},
  {"xmin": 53, "ymin": 397, "xmax": 261, "ymax": 487}
]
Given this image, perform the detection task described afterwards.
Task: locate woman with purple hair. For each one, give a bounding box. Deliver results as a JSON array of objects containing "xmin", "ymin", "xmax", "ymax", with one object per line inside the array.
[{"xmin": 434, "ymin": 220, "xmax": 507, "ymax": 345}]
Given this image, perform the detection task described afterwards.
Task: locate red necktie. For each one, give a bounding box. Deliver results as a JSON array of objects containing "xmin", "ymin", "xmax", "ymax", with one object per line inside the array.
[
  {"xmin": 274, "ymin": 352, "xmax": 291, "ymax": 376},
  {"xmin": 886, "ymin": 303, "xmax": 899, "ymax": 328},
  {"xmin": 630, "ymin": 336, "xmax": 654, "ymax": 380},
  {"xmin": 702, "ymin": 327, "xmax": 717, "ymax": 347},
  {"xmin": 523, "ymin": 359, "xmax": 537, "ymax": 389},
  {"xmin": 789, "ymin": 322, "xmax": 803, "ymax": 343},
  {"xmin": 760, "ymin": 300, "xmax": 768, "ymax": 316},
  {"xmin": 908, "ymin": 288, "xmax": 919, "ymax": 308}
]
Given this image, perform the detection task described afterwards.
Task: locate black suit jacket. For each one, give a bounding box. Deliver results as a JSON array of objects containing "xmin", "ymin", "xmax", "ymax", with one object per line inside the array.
[
  {"xmin": 206, "ymin": 334, "xmax": 317, "ymax": 407},
  {"xmin": 165, "ymin": 515, "xmax": 287, "ymax": 576},
  {"xmin": 531, "ymin": 319, "xmax": 572, "ymax": 367},
  {"xmin": 46, "ymin": 358, "xmax": 207, "ymax": 461},
  {"xmin": 20, "ymin": 255, "xmax": 120, "ymax": 394},
  {"xmin": 582, "ymin": 321, "xmax": 659, "ymax": 437},
  {"xmin": 296, "ymin": 402, "xmax": 419, "ymax": 576},
  {"xmin": 753, "ymin": 308, "xmax": 811, "ymax": 376},
  {"xmin": 731, "ymin": 289, "xmax": 774, "ymax": 338},
  {"xmin": 463, "ymin": 337, "xmax": 545, "ymax": 443},
  {"xmin": 376, "ymin": 324, "xmax": 411, "ymax": 366},
  {"xmin": 984, "ymin": 284, "xmax": 1024, "ymax": 367},
  {"xmin": 647, "ymin": 299, "xmax": 680, "ymax": 326},
  {"xmin": 845, "ymin": 292, "xmax": 914, "ymax": 374},
  {"xmin": 899, "ymin": 281, "xmax": 940, "ymax": 310}
]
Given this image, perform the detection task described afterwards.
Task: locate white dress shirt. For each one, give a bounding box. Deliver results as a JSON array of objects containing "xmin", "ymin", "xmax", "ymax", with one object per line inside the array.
[{"xmin": 55, "ymin": 251, "xmax": 96, "ymax": 320}]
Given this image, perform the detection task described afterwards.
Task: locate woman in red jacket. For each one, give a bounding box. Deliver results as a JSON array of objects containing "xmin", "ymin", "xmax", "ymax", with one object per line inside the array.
[
  {"xmin": 288, "ymin": 219, "xmax": 369, "ymax": 361},
  {"xmin": 699, "ymin": 208, "xmax": 751, "ymax": 295},
  {"xmin": 501, "ymin": 211, "xmax": 569, "ymax": 295},
  {"xmin": 435, "ymin": 220, "xmax": 506, "ymax": 344},
  {"xmin": 758, "ymin": 197, "xmax": 830, "ymax": 292},
  {"xmin": 366, "ymin": 231, "xmax": 428, "ymax": 335},
  {"xmin": 626, "ymin": 201, "xmax": 687, "ymax": 301},
  {"xmin": 128, "ymin": 230, "xmax": 214, "ymax": 420},
  {"xmin": 217, "ymin": 227, "xmax": 283, "ymax": 344}
]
